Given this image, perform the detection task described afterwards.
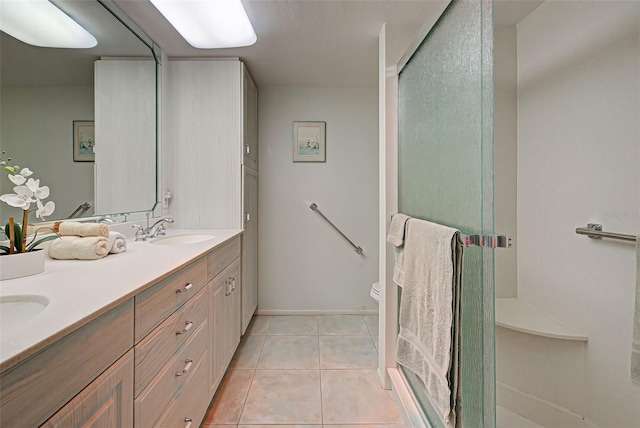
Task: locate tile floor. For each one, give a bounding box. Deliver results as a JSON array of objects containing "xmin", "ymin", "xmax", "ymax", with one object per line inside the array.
[{"xmin": 202, "ymin": 314, "xmax": 405, "ymax": 427}]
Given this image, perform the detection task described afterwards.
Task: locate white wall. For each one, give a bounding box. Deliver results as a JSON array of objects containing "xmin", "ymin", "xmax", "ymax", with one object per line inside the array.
[
  {"xmin": 0, "ymin": 86, "xmax": 94, "ymax": 222},
  {"xmin": 258, "ymin": 87, "xmax": 379, "ymax": 313},
  {"xmin": 517, "ymin": 2, "xmax": 640, "ymax": 426},
  {"xmin": 494, "ymin": 25, "xmax": 518, "ymax": 298}
]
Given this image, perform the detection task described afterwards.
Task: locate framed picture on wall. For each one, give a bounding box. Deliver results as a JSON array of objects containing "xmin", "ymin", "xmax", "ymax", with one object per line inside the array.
[
  {"xmin": 73, "ymin": 120, "xmax": 95, "ymax": 162},
  {"xmin": 293, "ymin": 121, "xmax": 325, "ymax": 162}
]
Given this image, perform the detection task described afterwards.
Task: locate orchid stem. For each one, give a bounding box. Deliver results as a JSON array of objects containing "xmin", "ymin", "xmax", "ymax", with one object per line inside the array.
[{"xmin": 22, "ymin": 209, "xmax": 28, "ymax": 253}]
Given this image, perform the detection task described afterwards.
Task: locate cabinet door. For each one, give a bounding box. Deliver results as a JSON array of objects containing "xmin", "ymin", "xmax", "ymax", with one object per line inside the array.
[
  {"xmin": 226, "ymin": 258, "xmax": 242, "ymax": 356},
  {"xmin": 243, "ymin": 65, "xmax": 258, "ymax": 170},
  {"xmin": 209, "ymin": 275, "xmax": 228, "ymax": 393},
  {"xmin": 241, "ymin": 166, "xmax": 258, "ymax": 333},
  {"xmin": 42, "ymin": 349, "xmax": 134, "ymax": 428}
]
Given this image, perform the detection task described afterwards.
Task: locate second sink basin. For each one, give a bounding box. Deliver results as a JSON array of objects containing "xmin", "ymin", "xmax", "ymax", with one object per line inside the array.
[
  {"xmin": 150, "ymin": 234, "xmax": 215, "ymax": 246},
  {"xmin": 0, "ymin": 295, "xmax": 50, "ymax": 330}
]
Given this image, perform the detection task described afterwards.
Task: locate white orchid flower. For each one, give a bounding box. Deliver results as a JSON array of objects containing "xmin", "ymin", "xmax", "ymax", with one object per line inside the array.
[
  {"xmin": 8, "ymin": 173, "xmax": 26, "ymax": 185},
  {"xmin": 36, "ymin": 199, "xmax": 55, "ymax": 219},
  {"xmin": 25, "ymin": 178, "xmax": 50, "ymax": 200},
  {"xmin": 0, "ymin": 185, "xmax": 35, "ymax": 210},
  {"xmin": 19, "ymin": 168, "xmax": 33, "ymax": 177}
]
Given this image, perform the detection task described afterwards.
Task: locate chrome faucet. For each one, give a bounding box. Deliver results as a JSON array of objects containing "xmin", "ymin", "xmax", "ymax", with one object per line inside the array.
[
  {"xmin": 132, "ymin": 217, "xmax": 174, "ymax": 241},
  {"xmin": 147, "ymin": 217, "xmax": 174, "ymax": 238}
]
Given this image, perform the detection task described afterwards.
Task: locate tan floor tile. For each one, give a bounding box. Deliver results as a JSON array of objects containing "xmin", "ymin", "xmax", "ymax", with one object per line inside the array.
[
  {"xmin": 363, "ymin": 315, "xmax": 380, "ymax": 351},
  {"xmin": 246, "ymin": 316, "xmax": 272, "ymax": 335},
  {"xmin": 203, "ymin": 369, "xmax": 254, "ymax": 425},
  {"xmin": 240, "ymin": 370, "xmax": 322, "ymax": 425},
  {"xmin": 230, "ymin": 335, "xmax": 266, "ymax": 369},
  {"xmin": 319, "ymin": 336, "xmax": 378, "ymax": 369},
  {"xmin": 268, "ymin": 315, "xmax": 318, "ymax": 335},
  {"xmin": 258, "ymin": 335, "xmax": 319, "ymax": 369},
  {"xmin": 318, "ymin": 315, "xmax": 368, "ymax": 335},
  {"xmin": 321, "ymin": 369, "xmax": 404, "ymax": 425}
]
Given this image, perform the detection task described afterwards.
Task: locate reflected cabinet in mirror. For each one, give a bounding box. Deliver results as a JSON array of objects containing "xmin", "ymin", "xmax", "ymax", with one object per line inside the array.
[{"xmin": 0, "ymin": 0, "xmax": 158, "ymax": 223}]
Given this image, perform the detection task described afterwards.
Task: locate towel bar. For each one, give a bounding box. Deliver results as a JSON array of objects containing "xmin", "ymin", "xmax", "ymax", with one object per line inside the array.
[{"xmin": 575, "ymin": 223, "xmax": 637, "ymax": 242}]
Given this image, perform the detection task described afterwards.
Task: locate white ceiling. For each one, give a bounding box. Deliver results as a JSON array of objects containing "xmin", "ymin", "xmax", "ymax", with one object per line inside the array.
[
  {"xmin": 112, "ymin": 0, "xmax": 447, "ymax": 88},
  {"xmin": 1, "ymin": 0, "xmax": 547, "ymax": 88}
]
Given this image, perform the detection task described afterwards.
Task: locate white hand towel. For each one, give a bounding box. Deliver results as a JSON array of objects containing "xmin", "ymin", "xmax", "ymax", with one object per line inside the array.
[
  {"xmin": 387, "ymin": 214, "xmax": 411, "ymax": 287},
  {"xmin": 107, "ymin": 231, "xmax": 127, "ymax": 254},
  {"xmin": 387, "ymin": 214, "xmax": 410, "ymax": 247},
  {"xmin": 58, "ymin": 222, "xmax": 109, "ymax": 238},
  {"xmin": 395, "ymin": 218, "xmax": 462, "ymax": 427},
  {"xmin": 48, "ymin": 236, "xmax": 110, "ymax": 260}
]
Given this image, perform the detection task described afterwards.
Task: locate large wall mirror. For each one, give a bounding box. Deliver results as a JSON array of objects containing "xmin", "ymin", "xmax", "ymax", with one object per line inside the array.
[{"xmin": 0, "ymin": 0, "xmax": 158, "ymax": 223}]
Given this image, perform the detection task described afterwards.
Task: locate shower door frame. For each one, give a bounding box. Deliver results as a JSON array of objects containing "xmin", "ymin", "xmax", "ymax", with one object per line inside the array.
[{"xmin": 378, "ymin": 1, "xmax": 496, "ymax": 426}]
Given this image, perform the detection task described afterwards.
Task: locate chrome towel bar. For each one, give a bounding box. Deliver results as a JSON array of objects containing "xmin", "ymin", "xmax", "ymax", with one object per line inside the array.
[
  {"xmin": 310, "ymin": 203, "xmax": 364, "ymax": 255},
  {"xmin": 575, "ymin": 223, "xmax": 637, "ymax": 242}
]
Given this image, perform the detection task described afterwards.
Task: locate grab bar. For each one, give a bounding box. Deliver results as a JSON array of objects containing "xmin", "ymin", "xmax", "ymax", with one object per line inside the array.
[
  {"xmin": 575, "ymin": 223, "xmax": 636, "ymax": 242},
  {"xmin": 310, "ymin": 203, "xmax": 363, "ymax": 255},
  {"xmin": 67, "ymin": 202, "xmax": 91, "ymax": 219}
]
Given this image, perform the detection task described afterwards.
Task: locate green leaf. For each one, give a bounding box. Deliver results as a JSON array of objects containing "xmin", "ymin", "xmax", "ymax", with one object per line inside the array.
[
  {"xmin": 26, "ymin": 235, "xmax": 59, "ymax": 252},
  {"xmin": 0, "ymin": 245, "xmax": 11, "ymax": 254}
]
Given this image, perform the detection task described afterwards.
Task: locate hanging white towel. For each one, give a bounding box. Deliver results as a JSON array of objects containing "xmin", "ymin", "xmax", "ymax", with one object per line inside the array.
[
  {"xmin": 387, "ymin": 214, "xmax": 411, "ymax": 287},
  {"xmin": 395, "ymin": 218, "xmax": 463, "ymax": 427}
]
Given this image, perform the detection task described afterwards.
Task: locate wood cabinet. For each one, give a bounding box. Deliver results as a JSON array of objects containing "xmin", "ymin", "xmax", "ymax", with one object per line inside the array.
[
  {"xmin": 0, "ymin": 236, "xmax": 243, "ymax": 428},
  {"xmin": 42, "ymin": 350, "xmax": 134, "ymax": 428},
  {"xmin": 242, "ymin": 166, "xmax": 258, "ymax": 333},
  {"xmin": 0, "ymin": 300, "xmax": 133, "ymax": 428},
  {"xmin": 209, "ymin": 257, "xmax": 241, "ymax": 392},
  {"xmin": 168, "ymin": 59, "xmax": 258, "ymax": 332}
]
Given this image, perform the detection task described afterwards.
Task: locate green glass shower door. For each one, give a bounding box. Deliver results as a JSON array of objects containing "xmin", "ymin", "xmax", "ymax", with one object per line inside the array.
[{"xmin": 397, "ymin": 0, "xmax": 495, "ymax": 427}]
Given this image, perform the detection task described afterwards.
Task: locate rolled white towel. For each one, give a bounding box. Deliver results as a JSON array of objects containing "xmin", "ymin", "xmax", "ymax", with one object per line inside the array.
[
  {"xmin": 48, "ymin": 236, "xmax": 109, "ymax": 260},
  {"xmin": 107, "ymin": 231, "xmax": 127, "ymax": 254},
  {"xmin": 57, "ymin": 222, "xmax": 109, "ymax": 238}
]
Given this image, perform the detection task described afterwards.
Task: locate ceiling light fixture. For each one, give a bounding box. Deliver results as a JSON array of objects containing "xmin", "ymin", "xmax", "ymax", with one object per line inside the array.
[
  {"xmin": 0, "ymin": 0, "xmax": 97, "ymax": 48},
  {"xmin": 150, "ymin": 0, "xmax": 257, "ymax": 49}
]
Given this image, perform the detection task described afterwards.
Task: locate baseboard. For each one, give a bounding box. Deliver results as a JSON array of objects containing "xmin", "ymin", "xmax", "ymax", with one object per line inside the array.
[
  {"xmin": 388, "ymin": 368, "xmax": 430, "ymax": 428},
  {"xmin": 255, "ymin": 308, "xmax": 379, "ymax": 316},
  {"xmin": 497, "ymin": 382, "xmax": 596, "ymax": 428}
]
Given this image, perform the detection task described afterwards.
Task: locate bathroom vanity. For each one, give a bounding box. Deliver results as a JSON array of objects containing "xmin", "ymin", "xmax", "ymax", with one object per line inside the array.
[{"xmin": 0, "ymin": 231, "xmax": 244, "ymax": 427}]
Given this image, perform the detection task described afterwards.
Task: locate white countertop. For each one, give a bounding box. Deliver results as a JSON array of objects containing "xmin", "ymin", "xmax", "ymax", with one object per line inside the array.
[{"xmin": 0, "ymin": 228, "xmax": 242, "ymax": 371}]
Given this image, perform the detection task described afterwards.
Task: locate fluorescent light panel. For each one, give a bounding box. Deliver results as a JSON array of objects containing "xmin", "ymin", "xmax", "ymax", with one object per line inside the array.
[
  {"xmin": 150, "ymin": 0, "xmax": 256, "ymax": 49},
  {"xmin": 0, "ymin": 0, "xmax": 97, "ymax": 48}
]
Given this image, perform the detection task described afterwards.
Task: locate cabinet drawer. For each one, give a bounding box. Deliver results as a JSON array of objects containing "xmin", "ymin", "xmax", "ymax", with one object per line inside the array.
[
  {"xmin": 154, "ymin": 350, "xmax": 210, "ymax": 428},
  {"xmin": 135, "ymin": 322, "xmax": 208, "ymax": 428},
  {"xmin": 135, "ymin": 259, "xmax": 207, "ymax": 342},
  {"xmin": 0, "ymin": 300, "xmax": 133, "ymax": 428},
  {"xmin": 135, "ymin": 286, "xmax": 207, "ymax": 396},
  {"xmin": 207, "ymin": 236, "xmax": 240, "ymax": 281},
  {"xmin": 42, "ymin": 349, "xmax": 134, "ymax": 428}
]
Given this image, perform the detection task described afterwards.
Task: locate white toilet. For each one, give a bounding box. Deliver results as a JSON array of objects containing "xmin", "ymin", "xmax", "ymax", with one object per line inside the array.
[{"xmin": 370, "ymin": 282, "xmax": 380, "ymax": 304}]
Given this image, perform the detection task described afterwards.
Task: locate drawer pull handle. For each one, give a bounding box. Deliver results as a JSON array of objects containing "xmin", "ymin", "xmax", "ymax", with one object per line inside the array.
[
  {"xmin": 229, "ymin": 276, "xmax": 236, "ymax": 292},
  {"xmin": 225, "ymin": 279, "xmax": 232, "ymax": 296},
  {"xmin": 175, "ymin": 359, "xmax": 193, "ymax": 377},
  {"xmin": 184, "ymin": 418, "xmax": 193, "ymax": 428},
  {"xmin": 176, "ymin": 321, "xmax": 194, "ymax": 335},
  {"xmin": 176, "ymin": 283, "xmax": 193, "ymax": 294}
]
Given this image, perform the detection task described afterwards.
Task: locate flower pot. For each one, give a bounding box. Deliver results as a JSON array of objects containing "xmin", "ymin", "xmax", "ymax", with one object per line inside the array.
[{"xmin": 0, "ymin": 249, "xmax": 45, "ymax": 281}]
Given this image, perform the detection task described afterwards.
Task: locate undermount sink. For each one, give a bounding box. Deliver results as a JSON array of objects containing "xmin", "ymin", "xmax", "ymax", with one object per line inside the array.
[
  {"xmin": 150, "ymin": 234, "xmax": 215, "ymax": 246},
  {"xmin": 0, "ymin": 295, "xmax": 49, "ymax": 330}
]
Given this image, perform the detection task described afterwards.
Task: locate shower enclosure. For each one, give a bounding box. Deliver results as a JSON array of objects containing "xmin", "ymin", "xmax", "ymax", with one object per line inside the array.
[{"xmin": 396, "ymin": 0, "xmax": 495, "ymax": 426}]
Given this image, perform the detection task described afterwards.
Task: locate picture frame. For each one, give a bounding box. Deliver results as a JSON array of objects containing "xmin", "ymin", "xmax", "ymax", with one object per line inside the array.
[
  {"xmin": 73, "ymin": 120, "xmax": 95, "ymax": 162},
  {"xmin": 293, "ymin": 121, "xmax": 326, "ymax": 162}
]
